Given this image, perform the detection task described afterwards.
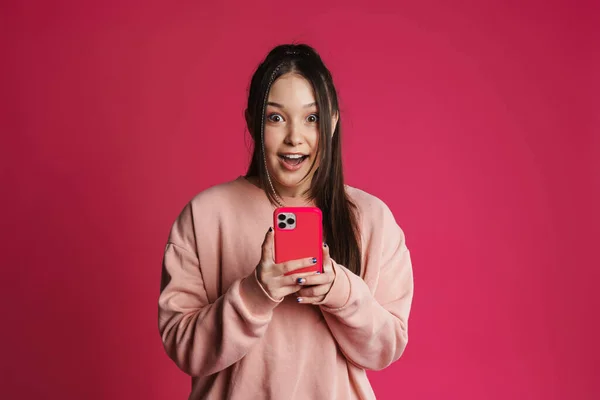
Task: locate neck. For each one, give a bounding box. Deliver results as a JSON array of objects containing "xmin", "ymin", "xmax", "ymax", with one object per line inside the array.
[
  {"xmin": 280, "ymin": 194, "xmax": 314, "ymax": 207},
  {"xmin": 274, "ymin": 181, "xmax": 314, "ymax": 207},
  {"xmin": 245, "ymin": 175, "xmax": 314, "ymax": 207},
  {"xmin": 275, "ymin": 184, "xmax": 308, "ymax": 198}
]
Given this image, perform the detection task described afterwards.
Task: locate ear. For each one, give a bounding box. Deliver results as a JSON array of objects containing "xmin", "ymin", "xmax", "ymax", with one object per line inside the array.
[{"xmin": 331, "ymin": 112, "xmax": 339, "ymax": 137}]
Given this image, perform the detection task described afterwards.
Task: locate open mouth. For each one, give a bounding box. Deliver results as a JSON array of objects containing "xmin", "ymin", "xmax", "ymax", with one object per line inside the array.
[{"xmin": 279, "ymin": 154, "xmax": 309, "ymax": 168}]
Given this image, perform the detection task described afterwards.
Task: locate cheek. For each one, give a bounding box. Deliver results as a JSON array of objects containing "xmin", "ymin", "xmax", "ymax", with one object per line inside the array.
[
  {"xmin": 308, "ymin": 129, "xmax": 320, "ymax": 150},
  {"xmin": 262, "ymin": 128, "xmax": 280, "ymax": 156}
]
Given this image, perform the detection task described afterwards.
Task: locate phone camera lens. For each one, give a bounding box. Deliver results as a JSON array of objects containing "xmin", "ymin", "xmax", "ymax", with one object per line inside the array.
[
  {"xmin": 287, "ymin": 218, "xmax": 295, "ymax": 225},
  {"xmin": 278, "ymin": 222, "xmax": 286, "ymax": 229},
  {"xmin": 278, "ymin": 214, "xmax": 286, "ymax": 221}
]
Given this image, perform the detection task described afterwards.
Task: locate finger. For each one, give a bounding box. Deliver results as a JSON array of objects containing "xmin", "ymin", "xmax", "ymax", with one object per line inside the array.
[
  {"xmin": 277, "ymin": 271, "xmax": 320, "ymax": 287},
  {"xmin": 273, "ymin": 284, "xmax": 303, "ymax": 300},
  {"xmin": 261, "ymin": 227, "xmax": 275, "ymax": 265},
  {"xmin": 297, "ymin": 284, "xmax": 331, "ymax": 298},
  {"xmin": 279, "ymin": 257, "xmax": 319, "ymax": 275},
  {"xmin": 295, "ymin": 273, "xmax": 332, "ymax": 287},
  {"xmin": 296, "ymin": 295, "xmax": 326, "ymax": 304}
]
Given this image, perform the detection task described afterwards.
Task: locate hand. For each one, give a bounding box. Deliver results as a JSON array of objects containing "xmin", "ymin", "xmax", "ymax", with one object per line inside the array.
[
  {"xmin": 255, "ymin": 228, "xmax": 321, "ymax": 301},
  {"xmin": 295, "ymin": 243, "xmax": 336, "ymax": 304}
]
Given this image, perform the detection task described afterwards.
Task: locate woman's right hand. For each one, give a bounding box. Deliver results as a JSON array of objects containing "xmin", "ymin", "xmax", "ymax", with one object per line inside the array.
[{"xmin": 255, "ymin": 227, "xmax": 319, "ymax": 301}]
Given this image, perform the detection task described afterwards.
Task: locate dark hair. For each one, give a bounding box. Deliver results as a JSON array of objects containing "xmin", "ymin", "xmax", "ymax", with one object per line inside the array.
[{"xmin": 245, "ymin": 43, "xmax": 362, "ymax": 276}]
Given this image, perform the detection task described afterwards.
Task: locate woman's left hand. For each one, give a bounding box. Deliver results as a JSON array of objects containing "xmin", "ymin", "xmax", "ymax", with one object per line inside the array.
[{"xmin": 295, "ymin": 244, "xmax": 336, "ymax": 304}]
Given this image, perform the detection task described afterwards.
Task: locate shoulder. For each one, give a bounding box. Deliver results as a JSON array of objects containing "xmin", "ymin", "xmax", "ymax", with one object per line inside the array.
[
  {"xmin": 168, "ymin": 177, "xmax": 254, "ymax": 247},
  {"xmin": 345, "ymin": 185, "xmax": 396, "ymax": 222},
  {"xmin": 188, "ymin": 177, "xmax": 249, "ymax": 208},
  {"xmin": 345, "ymin": 185, "xmax": 405, "ymax": 244}
]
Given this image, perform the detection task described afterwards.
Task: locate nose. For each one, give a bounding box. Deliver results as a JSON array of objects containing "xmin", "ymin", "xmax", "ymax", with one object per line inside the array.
[{"xmin": 284, "ymin": 120, "xmax": 304, "ymax": 146}]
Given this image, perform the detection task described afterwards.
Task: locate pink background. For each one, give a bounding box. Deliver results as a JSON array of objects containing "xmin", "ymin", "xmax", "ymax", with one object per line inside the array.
[{"xmin": 2, "ymin": 0, "xmax": 598, "ymax": 399}]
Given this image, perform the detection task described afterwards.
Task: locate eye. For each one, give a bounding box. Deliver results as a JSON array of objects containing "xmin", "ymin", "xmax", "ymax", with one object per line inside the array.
[
  {"xmin": 307, "ymin": 114, "xmax": 319, "ymax": 123},
  {"xmin": 267, "ymin": 113, "xmax": 284, "ymax": 123}
]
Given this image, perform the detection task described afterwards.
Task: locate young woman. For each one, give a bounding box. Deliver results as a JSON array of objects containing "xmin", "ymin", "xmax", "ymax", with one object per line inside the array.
[{"xmin": 158, "ymin": 43, "xmax": 414, "ymax": 399}]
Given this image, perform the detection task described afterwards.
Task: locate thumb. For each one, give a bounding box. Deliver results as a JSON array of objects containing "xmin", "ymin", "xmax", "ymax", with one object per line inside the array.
[{"xmin": 322, "ymin": 243, "xmax": 334, "ymax": 274}]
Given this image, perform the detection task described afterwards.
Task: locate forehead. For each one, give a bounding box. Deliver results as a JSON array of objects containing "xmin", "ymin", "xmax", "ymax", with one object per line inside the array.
[{"xmin": 267, "ymin": 73, "xmax": 316, "ymax": 105}]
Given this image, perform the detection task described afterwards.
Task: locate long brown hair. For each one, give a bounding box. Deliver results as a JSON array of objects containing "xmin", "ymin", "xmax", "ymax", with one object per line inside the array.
[{"xmin": 245, "ymin": 43, "xmax": 362, "ymax": 276}]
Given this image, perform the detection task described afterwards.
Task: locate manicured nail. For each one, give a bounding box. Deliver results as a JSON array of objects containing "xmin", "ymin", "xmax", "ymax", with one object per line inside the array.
[
  {"xmin": 296, "ymin": 297, "xmax": 303, "ymax": 303},
  {"xmin": 316, "ymin": 271, "xmax": 321, "ymax": 274},
  {"xmin": 312, "ymin": 257, "xmax": 317, "ymax": 264},
  {"xmin": 323, "ymin": 243, "xmax": 328, "ymax": 248},
  {"xmin": 297, "ymin": 277, "xmax": 305, "ymax": 284},
  {"xmin": 268, "ymin": 227, "xmax": 273, "ymax": 232}
]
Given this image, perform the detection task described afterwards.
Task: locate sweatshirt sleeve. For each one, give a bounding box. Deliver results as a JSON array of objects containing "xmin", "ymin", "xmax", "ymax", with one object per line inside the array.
[
  {"xmin": 316, "ymin": 202, "xmax": 414, "ymax": 371},
  {"xmin": 158, "ymin": 203, "xmax": 280, "ymax": 377}
]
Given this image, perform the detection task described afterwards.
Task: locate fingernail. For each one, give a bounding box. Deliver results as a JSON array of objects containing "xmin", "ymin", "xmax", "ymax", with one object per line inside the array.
[
  {"xmin": 268, "ymin": 227, "xmax": 273, "ymax": 232},
  {"xmin": 297, "ymin": 277, "xmax": 305, "ymax": 284},
  {"xmin": 323, "ymin": 243, "xmax": 328, "ymax": 248},
  {"xmin": 316, "ymin": 271, "xmax": 321, "ymax": 274},
  {"xmin": 312, "ymin": 257, "xmax": 317, "ymax": 264},
  {"xmin": 297, "ymin": 297, "xmax": 303, "ymax": 303}
]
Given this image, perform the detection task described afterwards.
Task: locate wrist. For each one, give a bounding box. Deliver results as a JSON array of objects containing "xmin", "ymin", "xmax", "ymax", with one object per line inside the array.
[{"xmin": 239, "ymin": 269, "xmax": 283, "ymax": 317}]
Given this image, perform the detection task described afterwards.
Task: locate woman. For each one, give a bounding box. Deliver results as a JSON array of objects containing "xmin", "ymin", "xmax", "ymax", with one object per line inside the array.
[{"xmin": 158, "ymin": 43, "xmax": 414, "ymax": 399}]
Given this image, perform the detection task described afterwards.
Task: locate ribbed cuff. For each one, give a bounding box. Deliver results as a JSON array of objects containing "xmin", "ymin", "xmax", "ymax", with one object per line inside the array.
[{"xmin": 239, "ymin": 270, "xmax": 283, "ymax": 318}]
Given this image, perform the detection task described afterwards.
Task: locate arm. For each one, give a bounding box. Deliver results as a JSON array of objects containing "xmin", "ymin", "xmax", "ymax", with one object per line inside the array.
[
  {"xmin": 158, "ymin": 204, "xmax": 280, "ymax": 377},
  {"xmin": 317, "ymin": 205, "xmax": 414, "ymax": 371}
]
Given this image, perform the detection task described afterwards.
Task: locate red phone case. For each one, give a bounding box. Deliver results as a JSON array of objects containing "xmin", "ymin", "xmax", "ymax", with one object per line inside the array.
[{"xmin": 273, "ymin": 206, "xmax": 323, "ymax": 275}]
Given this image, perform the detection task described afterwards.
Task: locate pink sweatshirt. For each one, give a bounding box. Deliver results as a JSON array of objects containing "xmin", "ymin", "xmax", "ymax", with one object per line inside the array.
[{"xmin": 158, "ymin": 177, "xmax": 414, "ymax": 399}]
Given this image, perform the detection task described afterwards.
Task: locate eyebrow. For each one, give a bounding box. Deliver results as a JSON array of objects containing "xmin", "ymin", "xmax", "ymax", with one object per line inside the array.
[{"xmin": 267, "ymin": 101, "xmax": 317, "ymax": 109}]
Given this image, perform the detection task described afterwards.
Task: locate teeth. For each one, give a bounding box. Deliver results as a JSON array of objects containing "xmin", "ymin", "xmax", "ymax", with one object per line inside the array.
[{"xmin": 282, "ymin": 154, "xmax": 305, "ymax": 159}]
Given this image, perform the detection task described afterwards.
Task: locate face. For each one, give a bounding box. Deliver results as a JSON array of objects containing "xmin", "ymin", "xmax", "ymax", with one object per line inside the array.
[{"xmin": 259, "ymin": 72, "xmax": 337, "ymax": 198}]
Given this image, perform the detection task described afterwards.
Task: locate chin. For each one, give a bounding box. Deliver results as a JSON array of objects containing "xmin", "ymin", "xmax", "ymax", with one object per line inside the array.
[
  {"xmin": 268, "ymin": 165, "xmax": 307, "ymax": 187},
  {"xmin": 272, "ymin": 172, "xmax": 305, "ymax": 188}
]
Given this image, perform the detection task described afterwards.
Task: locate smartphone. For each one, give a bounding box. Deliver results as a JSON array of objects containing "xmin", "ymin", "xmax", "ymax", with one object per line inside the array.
[{"xmin": 273, "ymin": 206, "xmax": 323, "ymax": 275}]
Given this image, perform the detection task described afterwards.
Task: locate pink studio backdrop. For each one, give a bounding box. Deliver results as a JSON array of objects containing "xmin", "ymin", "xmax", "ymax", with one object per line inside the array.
[{"xmin": 2, "ymin": 1, "xmax": 598, "ymax": 399}]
